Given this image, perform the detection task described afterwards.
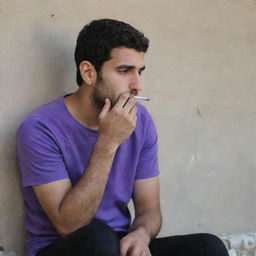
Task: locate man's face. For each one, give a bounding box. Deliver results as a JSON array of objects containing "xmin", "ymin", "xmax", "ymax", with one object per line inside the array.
[{"xmin": 92, "ymin": 47, "xmax": 145, "ymax": 109}]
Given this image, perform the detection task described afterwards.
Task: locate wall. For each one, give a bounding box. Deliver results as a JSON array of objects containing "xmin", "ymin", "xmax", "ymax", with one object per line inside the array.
[{"xmin": 0, "ymin": 0, "xmax": 256, "ymax": 255}]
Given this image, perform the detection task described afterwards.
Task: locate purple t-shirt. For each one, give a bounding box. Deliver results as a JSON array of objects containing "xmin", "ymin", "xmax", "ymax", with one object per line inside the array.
[{"xmin": 16, "ymin": 95, "xmax": 159, "ymax": 256}]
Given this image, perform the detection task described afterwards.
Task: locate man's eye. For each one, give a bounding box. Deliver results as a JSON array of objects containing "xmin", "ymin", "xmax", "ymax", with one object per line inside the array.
[{"xmin": 119, "ymin": 69, "xmax": 128, "ymax": 73}]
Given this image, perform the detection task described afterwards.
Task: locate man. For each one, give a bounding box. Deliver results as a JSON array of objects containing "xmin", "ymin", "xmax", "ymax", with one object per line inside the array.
[{"xmin": 17, "ymin": 19, "xmax": 228, "ymax": 256}]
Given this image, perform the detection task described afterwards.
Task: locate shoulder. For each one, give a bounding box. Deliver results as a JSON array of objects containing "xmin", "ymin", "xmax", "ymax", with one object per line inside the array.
[
  {"xmin": 16, "ymin": 96, "xmax": 64, "ymax": 142},
  {"xmin": 26, "ymin": 96, "xmax": 64, "ymax": 122}
]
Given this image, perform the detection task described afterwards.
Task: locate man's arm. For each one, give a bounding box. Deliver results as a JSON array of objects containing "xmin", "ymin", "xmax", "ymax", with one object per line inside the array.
[
  {"xmin": 120, "ymin": 176, "xmax": 162, "ymax": 256},
  {"xmin": 33, "ymin": 93, "xmax": 137, "ymax": 236},
  {"xmin": 33, "ymin": 138, "xmax": 118, "ymax": 236}
]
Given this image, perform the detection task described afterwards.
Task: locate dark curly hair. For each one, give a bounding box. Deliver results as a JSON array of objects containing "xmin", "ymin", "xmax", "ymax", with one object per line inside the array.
[{"xmin": 74, "ymin": 19, "xmax": 149, "ymax": 86}]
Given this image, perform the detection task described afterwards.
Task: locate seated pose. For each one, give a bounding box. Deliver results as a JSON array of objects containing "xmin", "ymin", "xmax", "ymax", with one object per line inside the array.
[{"xmin": 16, "ymin": 18, "xmax": 229, "ymax": 256}]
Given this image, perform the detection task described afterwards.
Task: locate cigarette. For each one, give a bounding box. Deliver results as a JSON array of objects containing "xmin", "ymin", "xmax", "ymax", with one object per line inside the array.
[{"xmin": 134, "ymin": 96, "xmax": 150, "ymax": 101}]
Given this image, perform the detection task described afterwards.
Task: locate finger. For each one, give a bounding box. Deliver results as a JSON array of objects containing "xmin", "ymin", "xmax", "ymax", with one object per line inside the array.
[
  {"xmin": 123, "ymin": 97, "xmax": 137, "ymax": 113},
  {"xmin": 146, "ymin": 248, "xmax": 152, "ymax": 256},
  {"xmin": 129, "ymin": 107, "xmax": 137, "ymax": 126},
  {"xmin": 130, "ymin": 245, "xmax": 141, "ymax": 256},
  {"xmin": 133, "ymin": 115, "xmax": 137, "ymax": 126},
  {"xmin": 140, "ymin": 248, "xmax": 151, "ymax": 256},
  {"xmin": 120, "ymin": 240, "xmax": 131, "ymax": 256},
  {"xmin": 98, "ymin": 98, "xmax": 111, "ymax": 120},
  {"xmin": 129, "ymin": 105, "xmax": 137, "ymax": 116},
  {"xmin": 113, "ymin": 92, "xmax": 131, "ymax": 110}
]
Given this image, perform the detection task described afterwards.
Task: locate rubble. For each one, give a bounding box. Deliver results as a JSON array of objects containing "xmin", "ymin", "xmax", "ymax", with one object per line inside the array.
[
  {"xmin": 0, "ymin": 246, "xmax": 16, "ymax": 256},
  {"xmin": 221, "ymin": 232, "xmax": 256, "ymax": 256}
]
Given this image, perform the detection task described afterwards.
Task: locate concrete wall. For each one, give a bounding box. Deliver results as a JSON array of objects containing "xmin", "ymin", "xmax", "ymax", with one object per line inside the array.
[{"xmin": 1, "ymin": 0, "xmax": 256, "ymax": 255}]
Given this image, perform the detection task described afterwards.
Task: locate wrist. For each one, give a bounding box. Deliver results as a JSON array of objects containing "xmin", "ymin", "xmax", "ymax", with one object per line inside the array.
[
  {"xmin": 96, "ymin": 135, "xmax": 119, "ymax": 153},
  {"xmin": 133, "ymin": 227, "xmax": 151, "ymax": 244}
]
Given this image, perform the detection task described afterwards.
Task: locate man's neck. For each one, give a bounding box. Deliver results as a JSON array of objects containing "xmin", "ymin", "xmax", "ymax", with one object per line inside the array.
[{"xmin": 64, "ymin": 86, "xmax": 101, "ymax": 130}]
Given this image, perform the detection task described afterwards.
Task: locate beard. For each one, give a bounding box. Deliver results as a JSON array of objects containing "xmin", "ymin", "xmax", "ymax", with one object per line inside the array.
[
  {"xmin": 91, "ymin": 73, "xmax": 114, "ymax": 110},
  {"xmin": 91, "ymin": 73, "xmax": 138, "ymax": 110}
]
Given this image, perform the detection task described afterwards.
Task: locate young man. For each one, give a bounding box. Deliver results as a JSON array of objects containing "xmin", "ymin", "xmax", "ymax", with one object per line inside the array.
[{"xmin": 16, "ymin": 19, "xmax": 228, "ymax": 256}]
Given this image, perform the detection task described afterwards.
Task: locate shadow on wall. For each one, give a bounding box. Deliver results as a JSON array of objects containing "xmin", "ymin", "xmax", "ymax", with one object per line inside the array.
[
  {"xmin": 30, "ymin": 23, "xmax": 75, "ymax": 100},
  {"xmin": 0, "ymin": 23, "xmax": 75, "ymax": 255},
  {"xmin": 0, "ymin": 133, "xmax": 26, "ymax": 255}
]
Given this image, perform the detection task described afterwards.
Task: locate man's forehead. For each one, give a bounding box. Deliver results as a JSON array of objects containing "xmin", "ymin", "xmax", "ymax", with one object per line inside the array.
[{"xmin": 108, "ymin": 47, "xmax": 145, "ymax": 67}]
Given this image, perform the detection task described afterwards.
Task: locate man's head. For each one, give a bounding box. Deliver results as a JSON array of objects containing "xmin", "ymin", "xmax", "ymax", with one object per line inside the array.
[
  {"xmin": 74, "ymin": 19, "xmax": 149, "ymax": 86},
  {"xmin": 91, "ymin": 47, "xmax": 146, "ymax": 109}
]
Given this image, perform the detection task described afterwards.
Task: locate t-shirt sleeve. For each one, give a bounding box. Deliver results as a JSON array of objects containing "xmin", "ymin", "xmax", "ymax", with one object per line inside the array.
[
  {"xmin": 135, "ymin": 109, "xmax": 160, "ymax": 179},
  {"xmin": 16, "ymin": 119, "xmax": 69, "ymax": 187}
]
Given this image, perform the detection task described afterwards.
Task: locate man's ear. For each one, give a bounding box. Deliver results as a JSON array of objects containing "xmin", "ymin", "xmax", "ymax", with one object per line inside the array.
[{"xmin": 79, "ymin": 61, "xmax": 97, "ymax": 86}]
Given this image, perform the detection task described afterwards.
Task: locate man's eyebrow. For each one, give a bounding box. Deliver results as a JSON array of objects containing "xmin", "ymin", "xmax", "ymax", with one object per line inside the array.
[{"xmin": 115, "ymin": 65, "xmax": 146, "ymax": 71}]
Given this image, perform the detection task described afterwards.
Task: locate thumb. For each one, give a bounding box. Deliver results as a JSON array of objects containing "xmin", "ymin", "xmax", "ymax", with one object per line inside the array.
[{"xmin": 99, "ymin": 98, "xmax": 111, "ymax": 120}]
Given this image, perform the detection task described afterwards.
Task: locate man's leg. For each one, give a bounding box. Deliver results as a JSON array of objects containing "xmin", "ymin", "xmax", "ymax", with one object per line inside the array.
[
  {"xmin": 149, "ymin": 233, "xmax": 229, "ymax": 256},
  {"xmin": 36, "ymin": 219, "xmax": 120, "ymax": 256}
]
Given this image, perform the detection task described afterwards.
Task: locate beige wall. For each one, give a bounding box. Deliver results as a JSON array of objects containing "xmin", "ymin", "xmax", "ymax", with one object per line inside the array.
[{"xmin": 1, "ymin": 0, "xmax": 256, "ymax": 255}]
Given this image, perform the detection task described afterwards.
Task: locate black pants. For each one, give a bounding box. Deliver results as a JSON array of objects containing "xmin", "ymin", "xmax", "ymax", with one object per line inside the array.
[{"xmin": 36, "ymin": 220, "xmax": 229, "ymax": 256}]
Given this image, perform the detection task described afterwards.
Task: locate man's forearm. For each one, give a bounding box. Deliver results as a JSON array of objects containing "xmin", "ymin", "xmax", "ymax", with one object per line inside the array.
[
  {"xmin": 57, "ymin": 136, "xmax": 118, "ymax": 235},
  {"xmin": 131, "ymin": 209, "xmax": 162, "ymax": 242}
]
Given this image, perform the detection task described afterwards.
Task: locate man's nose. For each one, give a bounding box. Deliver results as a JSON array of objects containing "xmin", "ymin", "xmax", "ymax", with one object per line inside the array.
[{"xmin": 129, "ymin": 74, "xmax": 142, "ymax": 92}]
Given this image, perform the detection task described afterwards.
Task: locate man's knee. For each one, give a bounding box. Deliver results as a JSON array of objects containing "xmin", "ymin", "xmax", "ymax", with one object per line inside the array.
[
  {"xmin": 74, "ymin": 219, "xmax": 120, "ymax": 256},
  {"xmin": 200, "ymin": 233, "xmax": 229, "ymax": 256}
]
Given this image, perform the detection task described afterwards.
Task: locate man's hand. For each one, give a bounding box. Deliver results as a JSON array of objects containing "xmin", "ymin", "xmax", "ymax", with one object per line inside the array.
[
  {"xmin": 120, "ymin": 229, "xmax": 151, "ymax": 256},
  {"xmin": 98, "ymin": 92, "xmax": 137, "ymax": 147}
]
